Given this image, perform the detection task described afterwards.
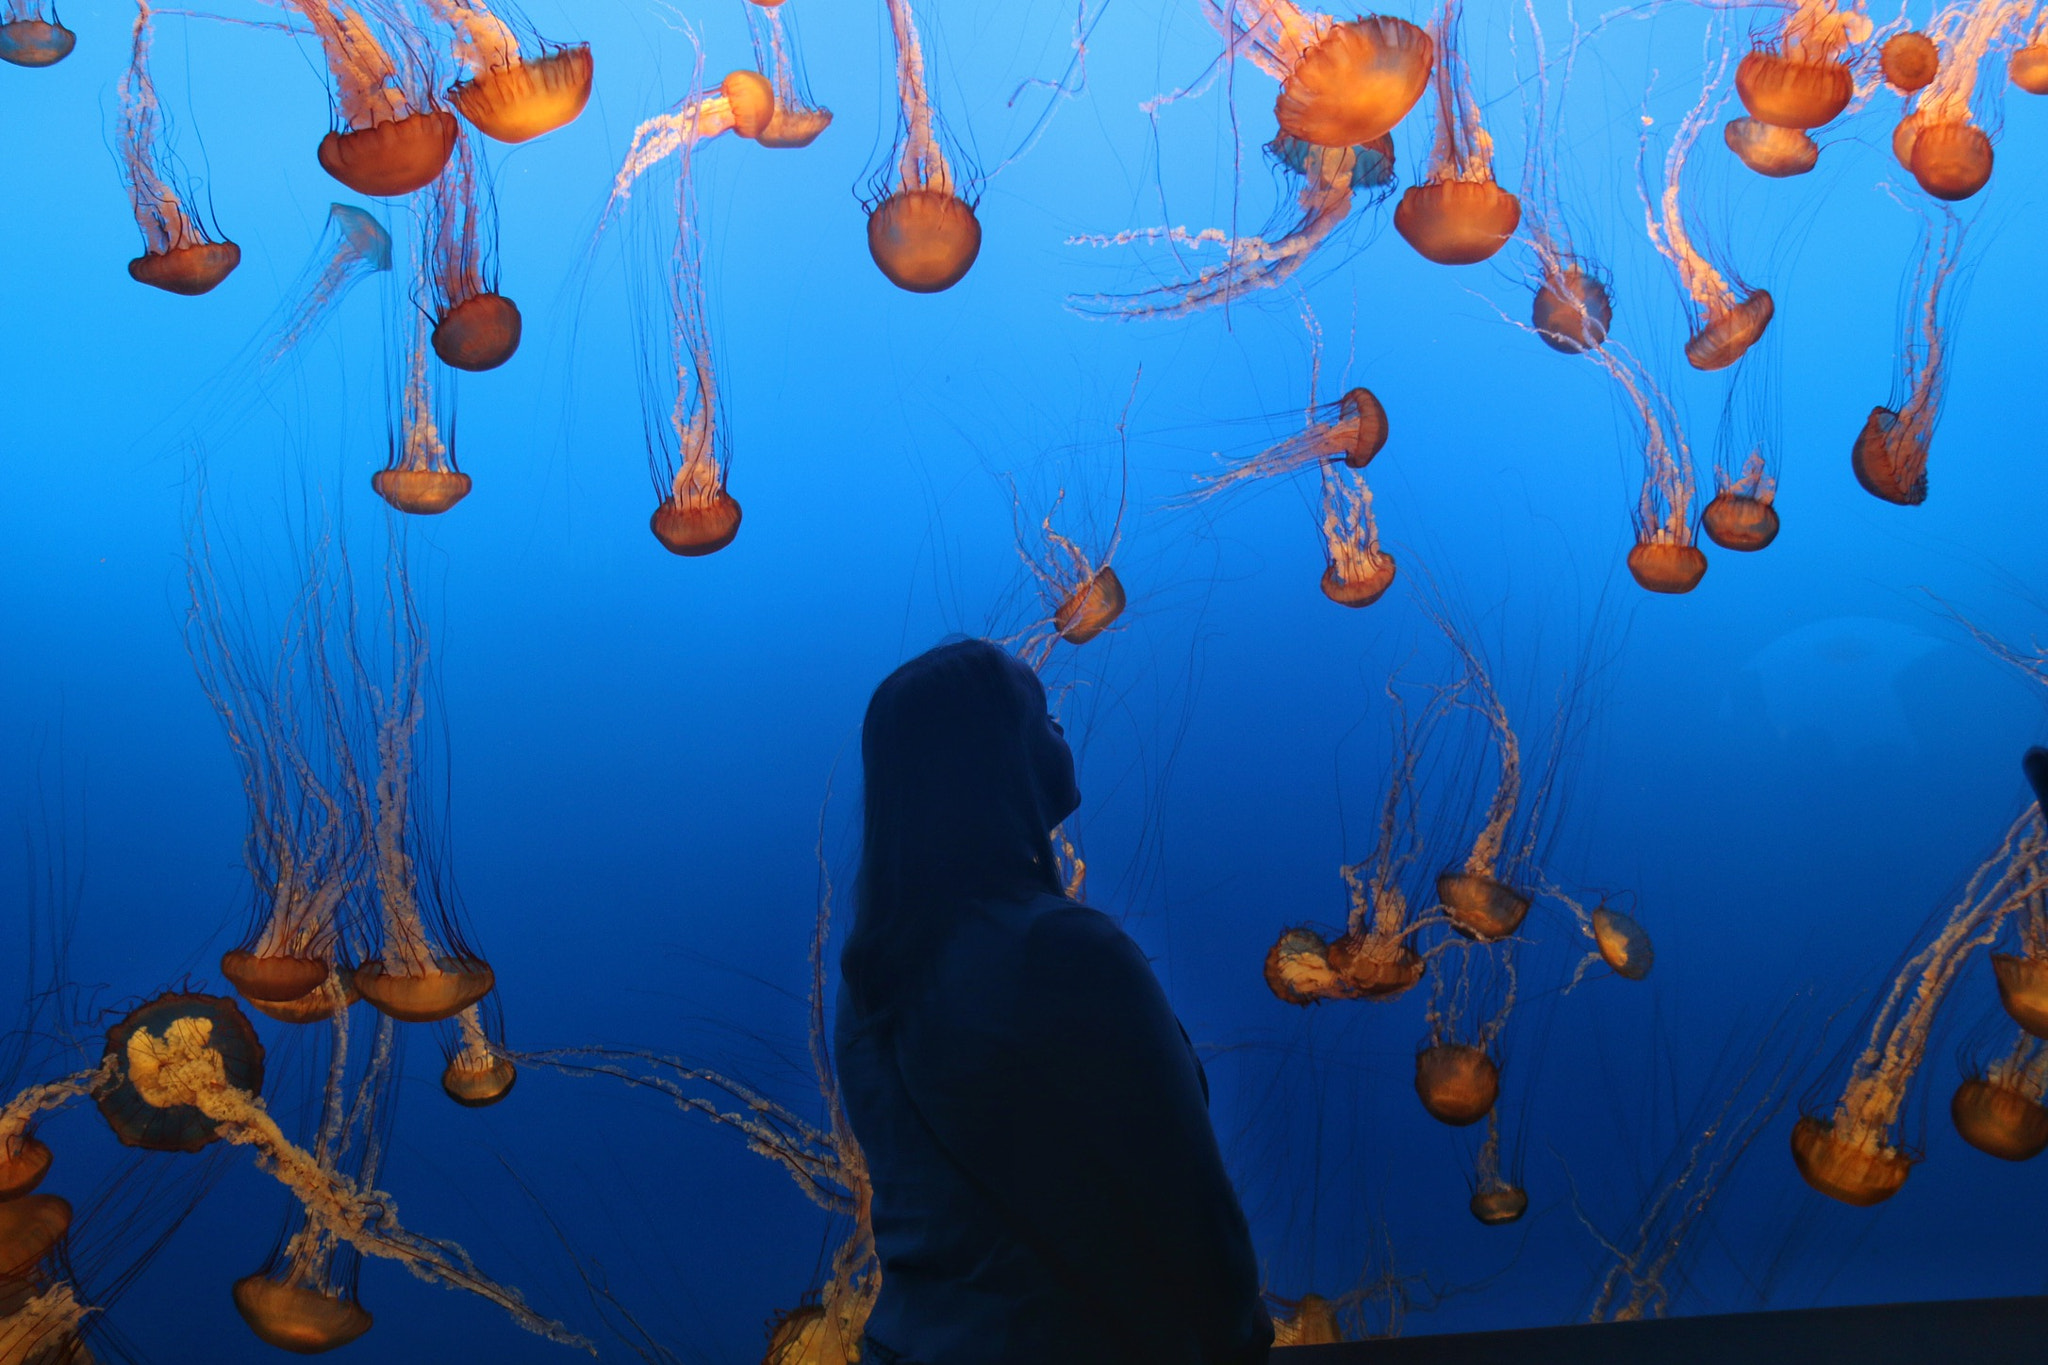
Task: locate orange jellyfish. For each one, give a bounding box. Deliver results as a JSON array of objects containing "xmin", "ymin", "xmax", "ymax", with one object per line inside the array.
[
  {"xmin": 1551, "ymin": 884, "xmax": 1655, "ymax": 986},
  {"xmin": 423, "ymin": 0, "xmax": 591, "ymax": 144},
  {"xmin": 424, "ymin": 132, "xmax": 518, "ymax": 371},
  {"xmin": 120, "ymin": 3, "xmax": 239, "ymax": 296},
  {"xmin": 1415, "ymin": 939, "xmax": 1511, "ymax": 1127},
  {"xmin": 441, "ymin": 998, "xmax": 516, "ymax": 1107},
  {"xmin": 865, "ymin": 0, "xmax": 980, "ymax": 292},
  {"xmin": 0, "ymin": 2, "xmax": 73, "ymax": 66},
  {"xmin": 1, "ymin": 1069, "xmax": 103, "ymax": 1202},
  {"xmin": 1590, "ymin": 344, "xmax": 1706, "ymax": 593},
  {"xmin": 746, "ymin": 0, "xmax": 832, "ymax": 148},
  {"xmin": 1014, "ymin": 486, "xmax": 1125, "ymax": 669},
  {"xmin": 282, "ymin": 1, "xmax": 456, "ymax": 196},
  {"xmin": 1190, "ymin": 385, "xmax": 1388, "ymax": 503},
  {"xmin": 1892, "ymin": 1, "xmax": 2029, "ymax": 200},
  {"xmin": 1319, "ymin": 465, "xmax": 1396, "ymax": 609},
  {"xmin": 376, "ymin": 309, "xmax": 471, "ymax": 515},
  {"xmin": 1264, "ymin": 927, "xmax": 1351, "ymax": 1005},
  {"xmin": 1394, "ymin": 2, "xmax": 1517, "ymax": 266},
  {"xmin": 1882, "ymin": 29, "xmax": 1940, "ymax": 94},
  {"xmin": 1205, "ymin": 2, "xmax": 1433, "ymax": 148},
  {"xmin": 1734, "ymin": 0, "xmax": 1869, "ymax": 131},
  {"xmin": 1794, "ymin": 809, "xmax": 2048, "ymax": 1206},
  {"xmin": 608, "ymin": 72, "xmax": 775, "ymax": 219},
  {"xmin": 2012, "ymin": 12, "xmax": 2048, "ymax": 93},
  {"xmin": 1953, "ymin": 1031, "xmax": 2048, "ymax": 1162},
  {"xmin": 1992, "ymin": 869, "xmax": 2048, "ymax": 1039},
  {"xmin": 1514, "ymin": 11, "xmax": 1611, "ymax": 354},
  {"xmin": 1268, "ymin": 1293, "xmax": 1343, "ymax": 1345},
  {"xmin": 1852, "ymin": 209, "xmax": 1962, "ymax": 507},
  {"xmin": 1642, "ymin": 71, "xmax": 1773, "ymax": 370},
  {"xmin": 1467, "ymin": 1110, "xmax": 1526, "ymax": 1225},
  {"xmin": 1703, "ymin": 373, "xmax": 1781, "ymax": 552},
  {"xmin": 1429, "ymin": 615, "xmax": 1537, "ymax": 940},
  {"xmin": 264, "ymin": 204, "xmax": 393, "ymax": 365}
]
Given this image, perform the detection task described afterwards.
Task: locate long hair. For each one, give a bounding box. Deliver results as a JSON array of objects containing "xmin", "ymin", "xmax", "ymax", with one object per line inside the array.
[{"xmin": 842, "ymin": 639, "xmax": 1065, "ymax": 1024}]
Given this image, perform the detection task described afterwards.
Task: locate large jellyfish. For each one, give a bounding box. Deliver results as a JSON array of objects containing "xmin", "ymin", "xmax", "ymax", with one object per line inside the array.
[
  {"xmin": 1394, "ymin": 3, "xmax": 1517, "ymax": 266},
  {"xmin": 1852, "ymin": 208, "xmax": 1962, "ymax": 507},
  {"xmin": 1205, "ymin": 2, "xmax": 1433, "ymax": 148},
  {"xmin": 377, "ymin": 307, "xmax": 471, "ymax": 515},
  {"xmin": 424, "ymin": 131, "xmax": 518, "ymax": 371},
  {"xmin": 1589, "ymin": 343, "xmax": 1706, "ymax": 594},
  {"xmin": 865, "ymin": 0, "xmax": 980, "ymax": 292},
  {"xmin": 1893, "ymin": 0, "xmax": 2031, "ymax": 200},
  {"xmin": 1733, "ymin": 0, "xmax": 1869, "ymax": 133},
  {"xmin": 1641, "ymin": 65, "xmax": 1773, "ymax": 370},
  {"xmin": 422, "ymin": 0, "xmax": 591, "ymax": 143},
  {"xmin": 120, "ymin": 3, "xmax": 240, "ymax": 296},
  {"xmin": 264, "ymin": 204, "xmax": 393, "ymax": 365},
  {"xmin": 1513, "ymin": 5, "xmax": 1611, "ymax": 354},
  {"xmin": 281, "ymin": 1, "xmax": 457, "ymax": 196},
  {"xmin": 746, "ymin": 0, "xmax": 832, "ymax": 149},
  {"xmin": 0, "ymin": 1, "xmax": 73, "ymax": 66},
  {"xmin": 1793, "ymin": 810, "xmax": 2048, "ymax": 1206},
  {"xmin": 1953, "ymin": 1030, "xmax": 2048, "ymax": 1162}
]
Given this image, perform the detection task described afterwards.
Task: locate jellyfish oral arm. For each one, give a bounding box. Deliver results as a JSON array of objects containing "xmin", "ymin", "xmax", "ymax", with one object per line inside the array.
[
  {"xmin": 608, "ymin": 98, "xmax": 742, "ymax": 214},
  {"xmin": 1, "ymin": 1067, "xmax": 110, "ymax": 1149},
  {"xmin": 421, "ymin": 0, "xmax": 518, "ymax": 77}
]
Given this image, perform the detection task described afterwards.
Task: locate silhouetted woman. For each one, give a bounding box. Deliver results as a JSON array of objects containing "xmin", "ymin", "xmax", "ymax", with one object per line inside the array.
[{"xmin": 836, "ymin": 639, "xmax": 1272, "ymax": 1365}]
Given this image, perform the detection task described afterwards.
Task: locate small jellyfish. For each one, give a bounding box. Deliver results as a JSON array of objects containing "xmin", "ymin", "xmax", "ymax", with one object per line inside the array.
[
  {"xmin": 1794, "ymin": 810, "xmax": 2048, "ymax": 1205},
  {"xmin": 284, "ymin": 1, "xmax": 457, "ymax": 196},
  {"xmin": 1202, "ymin": 3, "xmax": 1431, "ymax": 147},
  {"xmin": 1514, "ymin": 12, "xmax": 1613, "ymax": 354},
  {"xmin": 425, "ymin": 131, "xmax": 519, "ymax": 371},
  {"xmin": 1467, "ymin": 1111, "xmax": 1526, "ymax": 1225},
  {"xmin": 1415, "ymin": 946, "xmax": 1510, "ymax": 1126},
  {"xmin": 376, "ymin": 310, "xmax": 471, "ymax": 514},
  {"xmin": 1852, "ymin": 209, "xmax": 1961, "ymax": 507},
  {"xmin": 97, "ymin": 994, "xmax": 266, "ymax": 1153},
  {"xmin": 1734, "ymin": 1, "xmax": 1867, "ymax": 130},
  {"xmin": 865, "ymin": 0, "xmax": 980, "ymax": 292},
  {"xmin": 1188, "ymin": 384, "xmax": 1387, "ymax": 503},
  {"xmin": 1703, "ymin": 450, "xmax": 1779, "ymax": 552},
  {"xmin": 1268, "ymin": 1293, "xmax": 1343, "ymax": 1345},
  {"xmin": 1992, "ymin": 872, "xmax": 2048, "ymax": 1039},
  {"xmin": 1893, "ymin": 1, "xmax": 2028, "ymax": 200},
  {"xmin": 120, "ymin": 4, "xmax": 239, "ymax": 296},
  {"xmin": 746, "ymin": 0, "xmax": 832, "ymax": 149},
  {"xmin": 1264, "ymin": 927, "xmax": 1350, "ymax": 1005},
  {"xmin": 608, "ymin": 71, "xmax": 773, "ymax": 218},
  {"xmin": 0, "ymin": 2, "xmax": 74, "ymax": 67},
  {"xmin": 0, "ymin": 1194, "xmax": 69, "ymax": 1280},
  {"xmin": 1429, "ymin": 615, "xmax": 1535, "ymax": 939},
  {"xmin": 423, "ymin": 0, "xmax": 591, "ymax": 144},
  {"xmin": 1589, "ymin": 344, "xmax": 1706, "ymax": 593},
  {"xmin": 442, "ymin": 998, "xmax": 516, "ymax": 1107},
  {"xmin": 1014, "ymin": 487, "xmax": 1124, "ymax": 667},
  {"xmin": 1393, "ymin": 3, "xmax": 1518, "ymax": 267},
  {"xmin": 1722, "ymin": 118, "xmax": 1819, "ymax": 178},
  {"xmin": 1952, "ymin": 1033, "xmax": 2048, "ymax": 1162},
  {"xmin": 1882, "ymin": 30, "xmax": 1940, "ymax": 93},
  {"xmin": 1319, "ymin": 466, "xmax": 1396, "ymax": 609},
  {"xmin": 1642, "ymin": 68, "xmax": 1773, "ymax": 370},
  {"xmin": 2012, "ymin": 12, "xmax": 2048, "ymax": 93},
  {"xmin": 264, "ymin": 204, "xmax": 393, "ymax": 365}
]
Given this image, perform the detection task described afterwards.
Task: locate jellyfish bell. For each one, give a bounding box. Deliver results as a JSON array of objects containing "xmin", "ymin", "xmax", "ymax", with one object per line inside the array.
[
  {"xmin": 1590, "ymin": 905, "xmax": 1654, "ymax": 980},
  {"xmin": 1337, "ymin": 386, "xmax": 1389, "ymax": 467},
  {"xmin": 232, "ymin": 1276, "xmax": 374, "ymax": 1353},
  {"xmin": 1324, "ymin": 931, "xmax": 1422, "ymax": 999},
  {"xmin": 1702, "ymin": 491, "xmax": 1780, "ymax": 552},
  {"xmin": 1320, "ymin": 557, "xmax": 1396, "ymax": 609},
  {"xmin": 1271, "ymin": 131, "xmax": 1396, "ymax": 190},
  {"xmin": 1722, "ymin": 119, "xmax": 1818, "ymax": 178},
  {"xmin": 2011, "ymin": 45, "xmax": 2048, "ymax": 95},
  {"xmin": 218, "ymin": 951, "xmax": 329, "ymax": 1006},
  {"xmin": 1415, "ymin": 1043, "xmax": 1499, "ymax": 1126},
  {"xmin": 1273, "ymin": 1295, "xmax": 1342, "ymax": 1346},
  {"xmin": 766, "ymin": 1303, "xmax": 856, "ymax": 1365},
  {"xmin": 1891, "ymin": 111, "xmax": 1923, "ymax": 171},
  {"xmin": 757, "ymin": 105, "xmax": 833, "ymax": 149},
  {"xmin": 354, "ymin": 958, "xmax": 495, "ymax": 1024},
  {"xmin": 1735, "ymin": 47, "xmax": 1852, "ymax": 128},
  {"xmin": 1908, "ymin": 121, "xmax": 1992, "ymax": 201},
  {"xmin": 442, "ymin": 1053, "xmax": 517, "ymax": 1108},
  {"xmin": 1850, "ymin": 407, "xmax": 1928, "ymax": 506},
  {"xmin": 128, "ymin": 241, "xmax": 242, "ymax": 296},
  {"xmin": 1626, "ymin": 541, "xmax": 1708, "ymax": 595},
  {"xmin": 0, "ymin": 17, "xmax": 74, "ymax": 68},
  {"xmin": 1469, "ymin": 1185, "xmax": 1527, "ymax": 1225},
  {"xmin": 0, "ymin": 1136, "xmax": 51, "ymax": 1202},
  {"xmin": 720, "ymin": 69, "xmax": 776, "ymax": 140},
  {"xmin": 245, "ymin": 969, "xmax": 358, "ymax": 1026},
  {"xmin": 98, "ymin": 993, "xmax": 265, "ymax": 1153},
  {"xmin": 318, "ymin": 110, "xmax": 459, "ymax": 198},
  {"xmin": 450, "ymin": 43, "xmax": 593, "ymax": 144},
  {"xmin": 1436, "ymin": 871, "xmax": 1531, "ymax": 941},
  {"xmin": 1275, "ymin": 17, "xmax": 1434, "ymax": 148},
  {"xmin": 1789, "ymin": 1115, "xmax": 1913, "ymax": 1206},
  {"xmin": 1881, "ymin": 32, "xmax": 1940, "ymax": 93},
  {"xmin": 1393, "ymin": 180, "xmax": 1520, "ymax": 266},
  {"xmin": 650, "ymin": 492, "xmax": 743, "ymax": 557},
  {"xmin": 1053, "ymin": 566, "xmax": 1125, "ymax": 645},
  {"xmin": 1684, "ymin": 289, "xmax": 1773, "ymax": 371},
  {"xmin": 1531, "ymin": 264, "xmax": 1612, "ymax": 354},
  {"xmin": 1993, "ymin": 953, "xmax": 2048, "ymax": 1038},
  {"xmin": 373, "ymin": 468, "xmax": 473, "ymax": 516},
  {"xmin": 431, "ymin": 292, "xmax": 522, "ymax": 371},
  {"xmin": 0, "ymin": 1194, "xmax": 70, "ymax": 1280},
  {"xmin": 1951, "ymin": 1076, "xmax": 2048, "ymax": 1162},
  {"xmin": 866, "ymin": 189, "xmax": 982, "ymax": 294},
  {"xmin": 1264, "ymin": 927, "xmax": 1344, "ymax": 1005}
]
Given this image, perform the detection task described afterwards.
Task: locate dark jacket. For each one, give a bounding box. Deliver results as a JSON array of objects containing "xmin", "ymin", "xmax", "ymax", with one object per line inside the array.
[{"xmin": 835, "ymin": 892, "xmax": 1272, "ymax": 1365}]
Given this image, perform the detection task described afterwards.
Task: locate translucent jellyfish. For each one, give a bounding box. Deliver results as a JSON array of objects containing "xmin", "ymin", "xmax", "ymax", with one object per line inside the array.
[
  {"xmin": 185, "ymin": 511, "xmax": 366, "ymax": 1022},
  {"xmin": 1319, "ymin": 466, "xmax": 1396, "ymax": 609},
  {"xmin": 1793, "ymin": 810, "xmax": 2048, "ymax": 1206},
  {"xmin": 1641, "ymin": 68, "xmax": 1773, "ymax": 370},
  {"xmin": 377, "ymin": 309, "xmax": 472, "ymax": 515},
  {"xmin": 264, "ymin": 204, "xmax": 393, "ymax": 365},
  {"xmin": 1511, "ymin": 10, "xmax": 1613, "ymax": 355},
  {"xmin": 1013, "ymin": 488, "xmax": 1124, "ymax": 668},
  {"xmin": 746, "ymin": 1, "xmax": 832, "ymax": 149},
  {"xmin": 1852, "ymin": 209, "xmax": 1962, "ymax": 507},
  {"xmin": 1264, "ymin": 926, "xmax": 1349, "ymax": 1005},
  {"xmin": 441, "ymin": 998, "xmax": 516, "ymax": 1107},
  {"xmin": 1393, "ymin": 3, "xmax": 1517, "ymax": 266},
  {"xmin": 1416, "ymin": 940, "xmax": 1511, "ymax": 1126},
  {"xmin": 607, "ymin": 71, "xmax": 773, "ymax": 220},
  {"xmin": 1549, "ymin": 883, "xmax": 1654, "ymax": 986},
  {"xmin": 423, "ymin": 0, "xmax": 591, "ymax": 144},
  {"xmin": 1467, "ymin": 1111, "xmax": 1526, "ymax": 1225},
  {"xmin": 98, "ymin": 994, "xmax": 265, "ymax": 1152},
  {"xmin": 1881, "ymin": 30, "xmax": 1940, "ymax": 93},
  {"xmin": 1892, "ymin": 0, "xmax": 2030, "ymax": 200},
  {"xmin": 0, "ymin": 2, "xmax": 73, "ymax": 67},
  {"xmin": 120, "ymin": 4, "xmax": 239, "ymax": 296},
  {"xmin": 282, "ymin": 1, "xmax": 457, "ymax": 196},
  {"xmin": 1734, "ymin": 0, "xmax": 1868, "ymax": 130},
  {"xmin": 2013, "ymin": 12, "xmax": 2048, "ymax": 93},
  {"xmin": 1204, "ymin": 3, "xmax": 1432, "ymax": 148},
  {"xmin": 1952, "ymin": 1033, "xmax": 2048, "ymax": 1162},
  {"xmin": 98, "ymin": 995, "xmax": 585, "ymax": 1347},
  {"xmin": 1589, "ymin": 344, "xmax": 1706, "ymax": 593},
  {"xmin": 425, "ymin": 132, "xmax": 519, "ymax": 372},
  {"xmin": 865, "ymin": 0, "xmax": 980, "ymax": 292},
  {"xmin": 1722, "ymin": 118, "xmax": 1818, "ymax": 178}
]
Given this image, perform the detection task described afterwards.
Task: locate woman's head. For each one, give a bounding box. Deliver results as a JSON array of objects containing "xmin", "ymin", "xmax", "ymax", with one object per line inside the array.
[{"xmin": 842, "ymin": 639, "xmax": 1080, "ymax": 1020}]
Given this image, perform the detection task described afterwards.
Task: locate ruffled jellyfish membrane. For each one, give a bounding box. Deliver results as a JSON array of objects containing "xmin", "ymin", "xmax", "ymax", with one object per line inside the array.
[
  {"xmin": 1189, "ymin": 385, "xmax": 1390, "ymax": 506},
  {"xmin": 746, "ymin": 0, "xmax": 833, "ymax": 148},
  {"xmin": 1268, "ymin": 1293, "xmax": 1342, "ymax": 1346},
  {"xmin": 865, "ymin": 0, "xmax": 979, "ymax": 292},
  {"xmin": 1897, "ymin": 0, "xmax": 2023, "ymax": 200},
  {"xmin": 1264, "ymin": 927, "xmax": 1348, "ymax": 1005},
  {"xmin": 1852, "ymin": 210, "xmax": 1960, "ymax": 507},
  {"xmin": 441, "ymin": 1001, "xmax": 516, "ymax": 1107},
  {"xmin": 1266, "ymin": 11, "xmax": 1433, "ymax": 148},
  {"xmin": 423, "ymin": 0, "xmax": 591, "ymax": 143},
  {"xmin": 120, "ymin": 4, "xmax": 239, "ymax": 295},
  {"xmin": 425, "ymin": 133, "xmax": 519, "ymax": 371},
  {"xmin": 97, "ymin": 994, "xmax": 266, "ymax": 1152},
  {"xmin": 1394, "ymin": 4, "xmax": 1517, "ymax": 266},
  {"xmin": 287, "ymin": 1, "xmax": 456, "ymax": 196},
  {"xmin": 0, "ymin": 1194, "xmax": 69, "ymax": 1278},
  {"xmin": 1793, "ymin": 810, "xmax": 2048, "ymax": 1205},
  {"xmin": 0, "ymin": 4, "xmax": 74, "ymax": 67},
  {"xmin": 1734, "ymin": 0, "xmax": 1867, "ymax": 128},
  {"xmin": 1703, "ymin": 451, "xmax": 1780, "ymax": 552},
  {"xmin": 1952, "ymin": 1035, "xmax": 2048, "ymax": 1162},
  {"xmin": 1882, "ymin": 31, "xmax": 1939, "ymax": 93},
  {"xmin": 1415, "ymin": 1044, "xmax": 1499, "ymax": 1126},
  {"xmin": 1319, "ymin": 466, "xmax": 1396, "ymax": 609},
  {"xmin": 376, "ymin": 313, "xmax": 472, "ymax": 515},
  {"xmin": 264, "ymin": 204, "xmax": 393, "ymax": 364},
  {"xmin": 1722, "ymin": 118, "xmax": 1817, "ymax": 177}
]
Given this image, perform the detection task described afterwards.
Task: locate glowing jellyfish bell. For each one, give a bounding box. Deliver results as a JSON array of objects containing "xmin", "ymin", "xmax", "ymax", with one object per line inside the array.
[
  {"xmin": 746, "ymin": 0, "xmax": 833, "ymax": 149},
  {"xmin": 1264, "ymin": 927, "xmax": 1347, "ymax": 1005},
  {"xmin": 866, "ymin": 0, "xmax": 979, "ymax": 292},
  {"xmin": 1319, "ymin": 466, "xmax": 1396, "ymax": 609},
  {"xmin": 232, "ymin": 1277, "xmax": 374, "ymax": 1353},
  {"xmin": 1734, "ymin": 1, "xmax": 1865, "ymax": 129},
  {"xmin": 1993, "ymin": 952, "xmax": 2048, "ymax": 1037},
  {"xmin": 1703, "ymin": 449, "xmax": 1780, "ymax": 552},
  {"xmin": 1393, "ymin": 3, "xmax": 1517, "ymax": 266},
  {"xmin": 425, "ymin": 0, "xmax": 592, "ymax": 144},
  {"xmin": 294, "ymin": 2, "xmax": 458, "ymax": 197},
  {"xmin": 1470, "ymin": 1186, "xmax": 1527, "ymax": 1224},
  {"xmin": 1882, "ymin": 31, "xmax": 1940, "ymax": 93},
  {"xmin": 2013, "ymin": 39, "xmax": 2048, "ymax": 95},
  {"xmin": 1053, "ymin": 567, "xmax": 1126, "ymax": 645},
  {"xmin": 1951, "ymin": 1037, "xmax": 2048, "ymax": 1163},
  {"xmin": 1852, "ymin": 211, "xmax": 1960, "ymax": 507},
  {"xmin": 97, "ymin": 994, "xmax": 265, "ymax": 1153},
  {"xmin": 1532, "ymin": 263, "xmax": 1612, "ymax": 353},
  {"xmin": 0, "ymin": 1133, "xmax": 52, "ymax": 1200},
  {"xmin": 426, "ymin": 132, "xmax": 520, "ymax": 372},
  {"xmin": 1643, "ymin": 75, "xmax": 1772, "ymax": 369},
  {"xmin": 0, "ymin": 4, "xmax": 75, "ymax": 67},
  {"xmin": 1415, "ymin": 1043, "xmax": 1498, "ymax": 1126},
  {"xmin": 1274, "ymin": 13, "xmax": 1433, "ymax": 147},
  {"xmin": 375, "ymin": 313, "xmax": 473, "ymax": 515},
  {"xmin": 1591, "ymin": 903, "xmax": 1654, "ymax": 979},
  {"xmin": 441, "ymin": 1002, "xmax": 517, "ymax": 1107}
]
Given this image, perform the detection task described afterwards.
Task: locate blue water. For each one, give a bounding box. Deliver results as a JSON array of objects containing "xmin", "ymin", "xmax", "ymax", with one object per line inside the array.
[{"xmin": 3, "ymin": 1, "xmax": 2048, "ymax": 1360}]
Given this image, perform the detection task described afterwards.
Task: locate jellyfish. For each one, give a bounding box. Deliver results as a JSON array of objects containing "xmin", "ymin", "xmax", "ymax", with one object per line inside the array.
[
  {"xmin": 95, "ymin": 990, "xmax": 586, "ymax": 1347},
  {"xmin": 746, "ymin": 0, "xmax": 832, "ymax": 149},
  {"xmin": 1513, "ymin": 6, "xmax": 1611, "ymax": 354},
  {"xmin": 1589, "ymin": 343, "xmax": 1706, "ymax": 593},
  {"xmin": 1202, "ymin": 2, "xmax": 1433, "ymax": 148},
  {"xmin": 1892, "ymin": 0, "xmax": 2030, "ymax": 200},
  {"xmin": 1467, "ymin": 1110, "xmax": 1526, "ymax": 1225},
  {"xmin": 1318, "ymin": 464, "xmax": 1397, "ymax": 609},
  {"xmin": 1428, "ymin": 617, "xmax": 1535, "ymax": 940},
  {"xmin": 1992, "ymin": 870, "xmax": 2048, "ymax": 1038},
  {"xmin": 865, "ymin": 0, "xmax": 980, "ymax": 292},
  {"xmin": 1416, "ymin": 939, "xmax": 1512, "ymax": 1127},
  {"xmin": 2012, "ymin": 11, "xmax": 2048, "ymax": 93},
  {"xmin": 0, "ymin": 2, "xmax": 73, "ymax": 66},
  {"xmin": 264, "ymin": 204, "xmax": 393, "ymax": 365},
  {"xmin": 1734, "ymin": 0, "xmax": 1868, "ymax": 131},
  {"xmin": 1853, "ymin": 207, "xmax": 1963, "ymax": 507},
  {"xmin": 0, "ymin": 1072, "xmax": 102, "ymax": 1201},
  {"xmin": 1702, "ymin": 370, "xmax": 1782, "ymax": 552},
  {"xmin": 441, "ymin": 998, "xmax": 516, "ymax": 1107},
  {"xmin": 421, "ymin": 0, "xmax": 591, "ymax": 144},
  {"xmin": 1793, "ymin": 809, "xmax": 2048, "ymax": 1206},
  {"xmin": 424, "ymin": 131, "xmax": 518, "ymax": 371},
  {"xmin": 1882, "ymin": 29, "xmax": 1940, "ymax": 94},
  {"xmin": 1268, "ymin": 1293, "xmax": 1343, "ymax": 1345},
  {"xmin": 1953, "ymin": 1032, "xmax": 2048, "ymax": 1162},
  {"xmin": 1189, "ymin": 386, "xmax": 1388, "ymax": 502},
  {"xmin": 376, "ymin": 309, "xmax": 472, "ymax": 515},
  {"xmin": 1549, "ymin": 884, "xmax": 1654, "ymax": 986},
  {"xmin": 281, "ymin": 0, "xmax": 457, "ymax": 196},
  {"xmin": 607, "ymin": 72, "xmax": 774, "ymax": 218},
  {"xmin": 119, "ymin": 4, "xmax": 240, "ymax": 296},
  {"xmin": 1641, "ymin": 66, "xmax": 1773, "ymax": 370},
  {"xmin": 1013, "ymin": 489, "xmax": 1125, "ymax": 669},
  {"xmin": 1392, "ymin": 3, "xmax": 1517, "ymax": 266}
]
